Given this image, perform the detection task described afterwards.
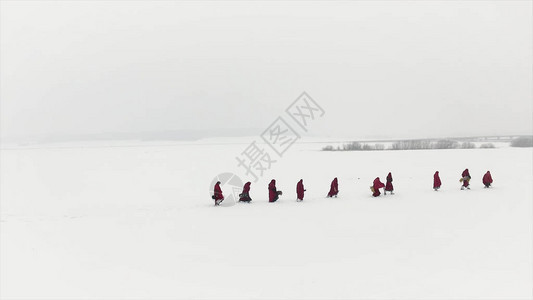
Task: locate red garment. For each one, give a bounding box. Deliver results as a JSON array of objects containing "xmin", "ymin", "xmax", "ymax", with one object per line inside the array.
[
  {"xmin": 268, "ymin": 180, "xmax": 278, "ymax": 202},
  {"xmin": 433, "ymin": 171, "xmax": 441, "ymax": 189},
  {"xmin": 239, "ymin": 182, "xmax": 251, "ymax": 201},
  {"xmin": 296, "ymin": 179, "xmax": 305, "ymax": 200},
  {"xmin": 327, "ymin": 178, "xmax": 338, "ymax": 197},
  {"xmin": 242, "ymin": 182, "xmax": 251, "ymax": 194},
  {"xmin": 372, "ymin": 177, "xmax": 385, "ymax": 197},
  {"xmin": 214, "ymin": 182, "xmax": 224, "ymax": 201},
  {"xmin": 385, "ymin": 172, "xmax": 394, "ymax": 191},
  {"xmin": 462, "ymin": 169, "xmax": 471, "ymax": 187},
  {"xmin": 483, "ymin": 171, "xmax": 493, "ymax": 186}
]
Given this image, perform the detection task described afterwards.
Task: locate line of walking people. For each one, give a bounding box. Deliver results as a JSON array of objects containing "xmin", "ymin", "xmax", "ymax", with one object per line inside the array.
[{"xmin": 212, "ymin": 169, "xmax": 494, "ymax": 206}]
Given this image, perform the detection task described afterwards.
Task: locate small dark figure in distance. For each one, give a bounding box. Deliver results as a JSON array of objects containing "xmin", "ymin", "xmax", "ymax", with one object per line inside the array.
[
  {"xmin": 483, "ymin": 171, "xmax": 493, "ymax": 188},
  {"xmin": 434, "ymin": 171, "xmax": 441, "ymax": 191},
  {"xmin": 239, "ymin": 182, "xmax": 252, "ymax": 202},
  {"xmin": 327, "ymin": 177, "xmax": 339, "ymax": 198},
  {"xmin": 212, "ymin": 181, "xmax": 224, "ymax": 206},
  {"xmin": 460, "ymin": 168, "xmax": 471, "ymax": 190},
  {"xmin": 384, "ymin": 172, "xmax": 394, "ymax": 195},
  {"xmin": 269, "ymin": 179, "xmax": 282, "ymax": 202},
  {"xmin": 371, "ymin": 177, "xmax": 385, "ymax": 197},
  {"xmin": 296, "ymin": 179, "xmax": 306, "ymax": 201}
]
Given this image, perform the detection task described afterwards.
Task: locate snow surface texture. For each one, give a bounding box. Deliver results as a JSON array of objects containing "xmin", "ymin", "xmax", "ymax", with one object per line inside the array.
[{"xmin": 1, "ymin": 139, "xmax": 532, "ymax": 299}]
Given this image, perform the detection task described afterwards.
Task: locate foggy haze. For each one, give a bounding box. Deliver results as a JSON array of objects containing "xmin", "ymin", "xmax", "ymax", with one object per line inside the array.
[{"xmin": 1, "ymin": 1, "xmax": 531, "ymax": 142}]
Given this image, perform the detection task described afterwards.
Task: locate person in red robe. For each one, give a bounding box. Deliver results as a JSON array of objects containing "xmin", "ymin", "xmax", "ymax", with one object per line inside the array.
[
  {"xmin": 384, "ymin": 172, "xmax": 394, "ymax": 195},
  {"xmin": 327, "ymin": 177, "xmax": 339, "ymax": 197},
  {"xmin": 482, "ymin": 171, "xmax": 493, "ymax": 188},
  {"xmin": 268, "ymin": 179, "xmax": 280, "ymax": 202},
  {"xmin": 461, "ymin": 168, "xmax": 471, "ymax": 190},
  {"xmin": 239, "ymin": 182, "xmax": 252, "ymax": 202},
  {"xmin": 433, "ymin": 171, "xmax": 441, "ymax": 191},
  {"xmin": 213, "ymin": 181, "xmax": 224, "ymax": 205},
  {"xmin": 372, "ymin": 177, "xmax": 385, "ymax": 197},
  {"xmin": 296, "ymin": 179, "xmax": 306, "ymax": 201}
]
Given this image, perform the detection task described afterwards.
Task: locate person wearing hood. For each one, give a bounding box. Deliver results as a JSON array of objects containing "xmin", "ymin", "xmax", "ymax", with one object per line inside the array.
[
  {"xmin": 384, "ymin": 172, "xmax": 394, "ymax": 195},
  {"xmin": 433, "ymin": 171, "xmax": 442, "ymax": 191},
  {"xmin": 269, "ymin": 179, "xmax": 281, "ymax": 202},
  {"xmin": 461, "ymin": 168, "xmax": 471, "ymax": 190},
  {"xmin": 482, "ymin": 171, "xmax": 493, "ymax": 188},
  {"xmin": 239, "ymin": 182, "xmax": 252, "ymax": 202},
  {"xmin": 213, "ymin": 181, "xmax": 224, "ymax": 206},
  {"xmin": 372, "ymin": 177, "xmax": 385, "ymax": 197},
  {"xmin": 296, "ymin": 179, "xmax": 306, "ymax": 201},
  {"xmin": 327, "ymin": 177, "xmax": 339, "ymax": 198}
]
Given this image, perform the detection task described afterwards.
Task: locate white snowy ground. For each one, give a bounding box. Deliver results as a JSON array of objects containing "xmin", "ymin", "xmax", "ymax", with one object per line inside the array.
[{"xmin": 1, "ymin": 138, "xmax": 532, "ymax": 299}]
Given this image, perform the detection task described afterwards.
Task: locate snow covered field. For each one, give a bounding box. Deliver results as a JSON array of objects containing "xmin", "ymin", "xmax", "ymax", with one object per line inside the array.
[{"xmin": 1, "ymin": 138, "xmax": 532, "ymax": 299}]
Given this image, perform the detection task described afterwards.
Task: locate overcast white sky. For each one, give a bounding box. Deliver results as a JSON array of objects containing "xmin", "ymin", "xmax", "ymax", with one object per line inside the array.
[{"xmin": 1, "ymin": 1, "xmax": 531, "ymax": 141}]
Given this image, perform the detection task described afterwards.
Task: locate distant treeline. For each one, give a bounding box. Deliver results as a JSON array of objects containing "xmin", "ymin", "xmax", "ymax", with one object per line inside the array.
[
  {"xmin": 510, "ymin": 136, "xmax": 533, "ymax": 147},
  {"xmin": 323, "ymin": 136, "xmax": 533, "ymax": 151},
  {"xmin": 322, "ymin": 140, "xmax": 496, "ymax": 151}
]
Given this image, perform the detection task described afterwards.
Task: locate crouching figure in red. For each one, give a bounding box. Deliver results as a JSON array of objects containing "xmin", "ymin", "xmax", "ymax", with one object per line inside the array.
[
  {"xmin": 483, "ymin": 171, "xmax": 493, "ymax": 188},
  {"xmin": 384, "ymin": 172, "xmax": 394, "ymax": 195},
  {"xmin": 269, "ymin": 179, "xmax": 281, "ymax": 202},
  {"xmin": 213, "ymin": 181, "xmax": 224, "ymax": 206},
  {"xmin": 433, "ymin": 171, "xmax": 441, "ymax": 191},
  {"xmin": 239, "ymin": 182, "xmax": 252, "ymax": 202},
  {"xmin": 372, "ymin": 177, "xmax": 385, "ymax": 197},
  {"xmin": 296, "ymin": 179, "xmax": 306, "ymax": 201},
  {"xmin": 327, "ymin": 177, "xmax": 339, "ymax": 198},
  {"xmin": 461, "ymin": 168, "xmax": 471, "ymax": 190}
]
